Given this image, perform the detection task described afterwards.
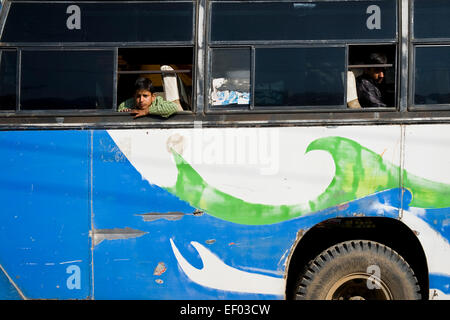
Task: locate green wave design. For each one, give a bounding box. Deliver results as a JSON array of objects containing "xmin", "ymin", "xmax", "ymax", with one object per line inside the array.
[{"xmin": 164, "ymin": 136, "xmax": 450, "ymax": 225}]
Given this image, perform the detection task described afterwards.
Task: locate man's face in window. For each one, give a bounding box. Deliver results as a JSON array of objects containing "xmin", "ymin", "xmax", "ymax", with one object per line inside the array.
[
  {"xmin": 134, "ymin": 89, "xmax": 155, "ymax": 109},
  {"xmin": 367, "ymin": 67, "xmax": 385, "ymax": 84}
]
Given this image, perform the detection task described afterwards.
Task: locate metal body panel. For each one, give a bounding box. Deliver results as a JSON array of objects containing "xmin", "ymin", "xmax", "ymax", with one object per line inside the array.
[{"xmin": 0, "ymin": 125, "xmax": 448, "ymax": 299}]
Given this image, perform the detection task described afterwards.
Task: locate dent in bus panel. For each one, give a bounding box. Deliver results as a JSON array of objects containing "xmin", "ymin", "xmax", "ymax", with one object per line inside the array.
[
  {"xmin": 254, "ymin": 47, "xmax": 345, "ymax": 107},
  {"xmin": 20, "ymin": 50, "xmax": 114, "ymax": 110},
  {"xmin": 414, "ymin": 46, "xmax": 450, "ymax": 106},
  {"xmin": 0, "ymin": 50, "xmax": 16, "ymax": 110},
  {"xmin": 210, "ymin": 48, "xmax": 250, "ymax": 107}
]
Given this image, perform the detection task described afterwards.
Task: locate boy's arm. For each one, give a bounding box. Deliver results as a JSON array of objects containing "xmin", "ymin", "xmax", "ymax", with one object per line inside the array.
[
  {"xmin": 148, "ymin": 98, "xmax": 180, "ymax": 118},
  {"xmin": 131, "ymin": 97, "xmax": 180, "ymax": 119},
  {"xmin": 118, "ymin": 98, "xmax": 134, "ymax": 112}
]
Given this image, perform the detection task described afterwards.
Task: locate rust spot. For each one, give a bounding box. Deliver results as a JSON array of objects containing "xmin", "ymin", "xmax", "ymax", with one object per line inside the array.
[
  {"xmin": 193, "ymin": 209, "xmax": 204, "ymax": 216},
  {"xmin": 229, "ymin": 242, "xmax": 236, "ymax": 246},
  {"xmin": 155, "ymin": 279, "xmax": 164, "ymax": 284},
  {"xmin": 205, "ymin": 239, "xmax": 216, "ymax": 245},
  {"xmin": 153, "ymin": 262, "xmax": 167, "ymax": 276}
]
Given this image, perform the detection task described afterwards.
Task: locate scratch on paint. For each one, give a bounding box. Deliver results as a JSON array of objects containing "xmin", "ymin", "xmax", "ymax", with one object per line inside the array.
[
  {"xmin": 277, "ymin": 249, "xmax": 290, "ymax": 271},
  {"xmin": 0, "ymin": 264, "xmax": 27, "ymax": 300},
  {"xmin": 338, "ymin": 203, "xmax": 349, "ymax": 211},
  {"xmin": 59, "ymin": 260, "xmax": 82, "ymax": 265}
]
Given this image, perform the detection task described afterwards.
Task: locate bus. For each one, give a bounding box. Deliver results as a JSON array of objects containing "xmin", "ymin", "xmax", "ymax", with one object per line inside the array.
[{"xmin": 0, "ymin": 0, "xmax": 449, "ymax": 300}]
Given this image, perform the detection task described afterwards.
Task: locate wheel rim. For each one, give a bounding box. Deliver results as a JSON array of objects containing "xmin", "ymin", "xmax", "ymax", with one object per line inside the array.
[{"xmin": 325, "ymin": 273, "xmax": 393, "ymax": 300}]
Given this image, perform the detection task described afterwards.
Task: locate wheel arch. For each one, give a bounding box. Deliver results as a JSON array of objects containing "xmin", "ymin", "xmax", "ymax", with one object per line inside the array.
[{"xmin": 284, "ymin": 217, "xmax": 429, "ymax": 300}]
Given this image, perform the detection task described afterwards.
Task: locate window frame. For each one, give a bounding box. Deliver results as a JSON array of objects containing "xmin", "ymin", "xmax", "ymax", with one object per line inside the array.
[
  {"xmin": 410, "ymin": 44, "xmax": 450, "ymax": 111},
  {"xmin": 0, "ymin": 0, "xmax": 197, "ymax": 45},
  {"xmin": 206, "ymin": 0, "xmax": 400, "ymax": 114},
  {"xmin": 0, "ymin": 48, "xmax": 18, "ymax": 112},
  {"xmin": 116, "ymin": 45, "xmax": 195, "ymax": 112},
  {"xmin": 5, "ymin": 0, "xmax": 449, "ymax": 126},
  {"xmin": 0, "ymin": 0, "xmax": 197, "ymax": 116},
  {"xmin": 3, "ymin": 47, "xmax": 117, "ymax": 115}
]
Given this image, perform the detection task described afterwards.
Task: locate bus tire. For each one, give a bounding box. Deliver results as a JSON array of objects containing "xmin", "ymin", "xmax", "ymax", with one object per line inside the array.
[{"xmin": 294, "ymin": 240, "xmax": 421, "ymax": 300}]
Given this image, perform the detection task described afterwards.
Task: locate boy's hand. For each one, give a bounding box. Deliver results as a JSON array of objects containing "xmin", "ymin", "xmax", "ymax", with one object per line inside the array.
[{"xmin": 130, "ymin": 107, "xmax": 149, "ymax": 119}]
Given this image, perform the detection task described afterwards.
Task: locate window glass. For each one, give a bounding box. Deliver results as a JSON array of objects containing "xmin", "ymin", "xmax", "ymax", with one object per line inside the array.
[
  {"xmin": 2, "ymin": 2, "xmax": 193, "ymax": 43},
  {"xmin": 211, "ymin": 1, "xmax": 396, "ymax": 42},
  {"xmin": 414, "ymin": 46, "xmax": 450, "ymax": 105},
  {"xmin": 414, "ymin": 0, "xmax": 450, "ymax": 39},
  {"xmin": 255, "ymin": 47, "xmax": 345, "ymax": 107},
  {"xmin": 0, "ymin": 50, "xmax": 17, "ymax": 110},
  {"xmin": 21, "ymin": 50, "xmax": 114, "ymax": 110},
  {"xmin": 211, "ymin": 48, "xmax": 251, "ymax": 107}
]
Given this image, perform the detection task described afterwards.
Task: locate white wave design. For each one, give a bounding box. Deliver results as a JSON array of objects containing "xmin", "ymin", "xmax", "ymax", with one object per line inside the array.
[{"xmin": 170, "ymin": 239, "xmax": 285, "ymax": 295}]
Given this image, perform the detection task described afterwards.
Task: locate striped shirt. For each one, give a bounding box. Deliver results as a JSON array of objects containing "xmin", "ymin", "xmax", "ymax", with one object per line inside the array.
[{"xmin": 118, "ymin": 96, "xmax": 179, "ymax": 118}]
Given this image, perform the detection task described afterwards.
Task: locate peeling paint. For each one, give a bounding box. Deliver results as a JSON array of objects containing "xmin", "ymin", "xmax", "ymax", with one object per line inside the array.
[
  {"xmin": 91, "ymin": 227, "xmax": 147, "ymax": 246},
  {"xmin": 153, "ymin": 262, "xmax": 167, "ymax": 276},
  {"xmin": 205, "ymin": 239, "xmax": 216, "ymax": 245},
  {"xmin": 193, "ymin": 209, "xmax": 204, "ymax": 216},
  {"xmin": 136, "ymin": 212, "xmax": 185, "ymax": 222},
  {"xmin": 352, "ymin": 212, "xmax": 365, "ymax": 217}
]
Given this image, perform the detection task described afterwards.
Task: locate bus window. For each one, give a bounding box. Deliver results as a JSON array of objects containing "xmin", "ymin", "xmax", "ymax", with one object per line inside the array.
[
  {"xmin": 254, "ymin": 47, "xmax": 345, "ymax": 108},
  {"xmin": 414, "ymin": 46, "xmax": 450, "ymax": 106},
  {"xmin": 117, "ymin": 47, "xmax": 193, "ymax": 111},
  {"xmin": 1, "ymin": 2, "xmax": 194, "ymax": 43},
  {"xmin": 210, "ymin": 48, "xmax": 250, "ymax": 107},
  {"xmin": 0, "ymin": 50, "xmax": 17, "ymax": 110},
  {"xmin": 211, "ymin": 1, "xmax": 397, "ymax": 42},
  {"xmin": 208, "ymin": 0, "xmax": 398, "ymax": 112},
  {"xmin": 413, "ymin": 1, "xmax": 450, "ymax": 108},
  {"xmin": 414, "ymin": 0, "xmax": 450, "ymax": 40},
  {"xmin": 20, "ymin": 50, "xmax": 114, "ymax": 110}
]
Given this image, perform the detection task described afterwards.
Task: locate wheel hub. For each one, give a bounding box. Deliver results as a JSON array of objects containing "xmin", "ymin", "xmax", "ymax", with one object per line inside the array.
[{"xmin": 325, "ymin": 273, "xmax": 393, "ymax": 300}]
